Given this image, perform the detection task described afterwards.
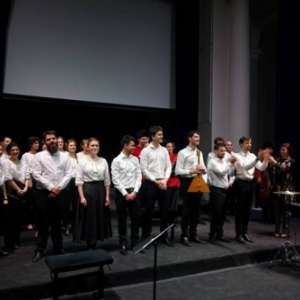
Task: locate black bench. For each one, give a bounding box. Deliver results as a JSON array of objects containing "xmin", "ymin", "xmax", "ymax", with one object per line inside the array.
[{"xmin": 45, "ymin": 249, "xmax": 114, "ymax": 300}]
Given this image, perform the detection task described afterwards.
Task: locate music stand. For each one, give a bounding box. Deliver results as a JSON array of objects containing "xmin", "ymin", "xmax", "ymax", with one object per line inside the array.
[
  {"xmin": 134, "ymin": 224, "xmax": 175, "ymax": 300},
  {"xmin": 269, "ymin": 191, "xmax": 300, "ymax": 267}
]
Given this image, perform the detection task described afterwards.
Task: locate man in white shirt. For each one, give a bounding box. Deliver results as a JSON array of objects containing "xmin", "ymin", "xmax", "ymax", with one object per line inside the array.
[
  {"xmin": 233, "ymin": 136, "xmax": 269, "ymax": 244},
  {"xmin": 30, "ymin": 130, "xmax": 73, "ymax": 262},
  {"xmin": 175, "ymin": 130, "xmax": 207, "ymax": 247},
  {"xmin": 140, "ymin": 125, "xmax": 173, "ymax": 247},
  {"xmin": 111, "ymin": 135, "xmax": 142, "ymax": 255},
  {"xmin": 207, "ymin": 143, "xmax": 236, "ymax": 243}
]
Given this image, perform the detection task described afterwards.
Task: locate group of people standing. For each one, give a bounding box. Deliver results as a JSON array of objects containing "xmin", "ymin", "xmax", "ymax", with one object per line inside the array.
[{"xmin": 0, "ymin": 129, "xmax": 295, "ymax": 260}]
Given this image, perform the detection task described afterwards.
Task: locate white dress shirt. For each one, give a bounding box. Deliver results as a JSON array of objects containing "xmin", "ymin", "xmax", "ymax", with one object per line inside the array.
[
  {"xmin": 76, "ymin": 157, "xmax": 111, "ymax": 186},
  {"xmin": 234, "ymin": 150, "xmax": 268, "ymax": 180},
  {"xmin": 68, "ymin": 156, "xmax": 78, "ymax": 178},
  {"xmin": 140, "ymin": 143, "xmax": 172, "ymax": 182},
  {"xmin": 21, "ymin": 152, "xmax": 35, "ymax": 166},
  {"xmin": 30, "ymin": 150, "xmax": 73, "ymax": 190},
  {"xmin": 77, "ymin": 152, "xmax": 89, "ymax": 164},
  {"xmin": 3, "ymin": 159, "xmax": 30, "ymax": 184},
  {"xmin": 111, "ymin": 152, "xmax": 142, "ymax": 196},
  {"xmin": 0, "ymin": 162, "xmax": 4, "ymax": 186},
  {"xmin": 207, "ymin": 156, "xmax": 235, "ymax": 189},
  {"xmin": 175, "ymin": 146, "xmax": 207, "ymax": 182}
]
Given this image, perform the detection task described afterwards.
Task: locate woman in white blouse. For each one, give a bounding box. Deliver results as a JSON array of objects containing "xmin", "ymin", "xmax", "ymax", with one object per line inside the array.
[
  {"xmin": 21, "ymin": 136, "xmax": 40, "ymax": 231},
  {"xmin": 64, "ymin": 139, "xmax": 79, "ymax": 236},
  {"xmin": 75, "ymin": 137, "xmax": 112, "ymax": 249},
  {"xmin": 0, "ymin": 162, "xmax": 9, "ymax": 256},
  {"xmin": 3, "ymin": 142, "xmax": 32, "ymax": 250}
]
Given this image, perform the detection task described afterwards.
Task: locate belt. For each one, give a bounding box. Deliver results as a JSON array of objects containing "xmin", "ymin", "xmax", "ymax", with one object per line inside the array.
[
  {"xmin": 125, "ymin": 188, "xmax": 134, "ymax": 193},
  {"xmin": 155, "ymin": 178, "xmax": 164, "ymax": 181},
  {"xmin": 236, "ymin": 178, "xmax": 253, "ymax": 182}
]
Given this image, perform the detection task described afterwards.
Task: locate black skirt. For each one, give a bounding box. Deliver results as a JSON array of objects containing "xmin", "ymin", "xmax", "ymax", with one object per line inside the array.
[{"xmin": 74, "ymin": 181, "xmax": 112, "ymax": 244}]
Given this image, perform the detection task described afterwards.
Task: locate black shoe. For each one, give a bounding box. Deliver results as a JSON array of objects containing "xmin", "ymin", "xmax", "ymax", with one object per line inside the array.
[
  {"xmin": 190, "ymin": 235, "xmax": 206, "ymax": 244},
  {"xmin": 32, "ymin": 251, "xmax": 43, "ymax": 262},
  {"xmin": 0, "ymin": 249, "xmax": 8, "ymax": 256},
  {"xmin": 54, "ymin": 248, "xmax": 67, "ymax": 255},
  {"xmin": 161, "ymin": 237, "xmax": 174, "ymax": 247},
  {"xmin": 181, "ymin": 237, "xmax": 191, "ymax": 247},
  {"xmin": 242, "ymin": 234, "xmax": 254, "ymax": 243},
  {"xmin": 235, "ymin": 235, "xmax": 246, "ymax": 244},
  {"xmin": 216, "ymin": 236, "xmax": 231, "ymax": 243},
  {"xmin": 120, "ymin": 245, "xmax": 128, "ymax": 255}
]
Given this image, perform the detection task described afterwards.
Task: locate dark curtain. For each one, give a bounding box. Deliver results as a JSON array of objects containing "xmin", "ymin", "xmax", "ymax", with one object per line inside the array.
[
  {"xmin": 275, "ymin": 0, "xmax": 300, "ymax": 190},
  {"xmin": 175, "ymin": 0, "xmax": 199, "ymax": 150}
]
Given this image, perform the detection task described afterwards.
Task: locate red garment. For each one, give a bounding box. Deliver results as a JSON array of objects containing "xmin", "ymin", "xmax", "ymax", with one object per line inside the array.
[
  {"xmin": 255, "ymin": 168, "xmax": 270, "ymax": 201},
  {"xmin": 132, "ymin": 145, "xmax": 143, "ymax": 161},
  {"xmin": 167, "ymin": 153, "xmax": 180, "ymax": 188},
  {"xmin": 133, "ymin": 145, "xmax": 146, "ymax": 182}
]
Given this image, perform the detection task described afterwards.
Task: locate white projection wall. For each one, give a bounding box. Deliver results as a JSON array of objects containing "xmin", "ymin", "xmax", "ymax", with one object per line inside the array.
[{"xmin": 4, "ymin": 0, "xmax": 175, "ymax": 109}]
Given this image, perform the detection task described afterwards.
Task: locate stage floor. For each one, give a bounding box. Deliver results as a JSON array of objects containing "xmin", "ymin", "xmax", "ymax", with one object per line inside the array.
[{"xmin": 1, "ymin": 210, "xmax": 300, "ymax": 300}]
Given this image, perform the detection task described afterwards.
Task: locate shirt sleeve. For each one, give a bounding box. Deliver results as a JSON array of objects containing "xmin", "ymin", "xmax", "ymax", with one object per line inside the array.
[
  {"xmin": 30, "ymin": 155, "xmax": 54, "ymax": 190},
  {"xmin": 111, "ymin": 158, "xmax": 127, "ymax": 196},
  {"xmin": 175, "ymin": 151, "xmax": 190, "ymax": 176}
]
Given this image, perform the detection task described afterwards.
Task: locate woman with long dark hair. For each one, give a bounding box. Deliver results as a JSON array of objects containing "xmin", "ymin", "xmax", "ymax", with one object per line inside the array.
[{"xmin": 269, "ymin": 143, "xmax": 295, "ymax": 238}]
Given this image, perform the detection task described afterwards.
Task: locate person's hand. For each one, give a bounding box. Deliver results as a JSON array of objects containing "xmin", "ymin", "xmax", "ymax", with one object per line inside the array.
[
  {"xmin": 229, "ymin": 155, "xmax": 237, "ymax": 164},
  {"xmin": 51, "ymin": 186, "xmax": 61, "ymax": 196},
  {"xmin": 80, "ymin": 197, "xmax": 87, "ymax": 206},
  {"xmin": 105, "ymin": 197, "xmax": 110, "ymax": 206}
]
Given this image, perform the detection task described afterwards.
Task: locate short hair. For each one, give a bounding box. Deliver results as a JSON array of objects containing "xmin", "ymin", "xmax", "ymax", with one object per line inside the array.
[
  {"xmin": 42, "ymin": 130, "xmax": 57, "ymax": 141},
  {"xmin": 120, "ymin": 135, "xmax": 136, "ymax": 147},
  {"xmin": 187, "ymin": 130, "xmax": 200, "ymax": 138},
  {"xmin": 239, "ymin": 136, "xmax": 251, "ymax": 145},
  {"xmin": 149, "ymin": 125, "xmax": 163, "ymax": 137},
  {"xmin": 6, "ymin": 142, "xmax": 20, "ymax": 153},
  {"xmin": 214, "ymin": 143, "xmax": 226, "ymax": 151},
  {"xmin": 214, "ymin": 136, "xmax": 225, "ymax": 145},
  {"xmin": 27, "ymin": 136, "xmax": 40, "ymax": 147},
  {"xmin": 280, "ymin": 143, "xmax": 294, "ymax": 157},
  {"xmin": 136, "ymin": 130, "xmax": 149, "ymax": 139}
]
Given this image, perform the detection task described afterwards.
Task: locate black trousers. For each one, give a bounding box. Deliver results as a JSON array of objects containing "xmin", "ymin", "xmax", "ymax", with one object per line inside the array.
[
  {"xmin": 114, "ymin": 189, "xmax": 140, "ymax": 247},
  {"xmin": 35, "ymin": 189, "xmax": 66, "ymax": 253},
  {"xmin": 234, "ymin": 179, "xmax": 254, "ymax": 235},
  {"xmin": 209, "ymin": 186, "xmax": 228, "ymax": 237},
  {"xmin": 180, "ymin": 177, "xmax": 202, "ymax": 238},
  {"xmin": 141, "ymin": 180, "xmax": 169, "ymax": 239}
]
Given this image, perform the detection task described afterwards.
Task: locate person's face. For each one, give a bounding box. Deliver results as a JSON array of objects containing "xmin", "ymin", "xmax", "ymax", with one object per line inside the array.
[
  {"xmin": 57, "ymin": 138, "xmax": 64, "ymax": 151},
  {"xmin": 240, "ymin": 139, "xmax": 251, "ymax": 152},
  {"xmin": 82, "ymin": 141, "xmax": 88, "ymax": 152},
  {"xmin": 9, "ymin": 146, "xmax": 20, "ymax": 159},
  {"xmin": 31, "ymin": 141, "xmax": 39, "ymax": 151},
  {"xmin": 280, "ymin": 147, "xmax": 289, "ymax": 158},
  {"xmin": 166, "ymin": 143, "xmax": 174, "ymax": 154},
  {"xmin": 215, "ymin": 146, "xmax": 226, "ymax": 159},
  {"xmin": 88, "ymin": 141, "xmax": 99, "ymax": 155},
  {"xmin": 45, "ymin": 134, "xmax": 58, "ymax": 154},
  {"xmin": 151, "ymin": 131, "xmax": 163, "ymax": 144},
  {"xmin": 2, "ymin": 137, "xmax": 11, "ymax": 149},
  {"xmin": 67, "ymin": 142, "xmax": 77, "ymax": 154},
  {"xmin": 124, "ymin": 141, "xmax": 135, "ymax": 154},
  {"xmin": 225, "ymin": 141, "xmax": 233, "ymax": 153},
  {"xmin": 189, "ymin": 134, "xmax": 200, "ymax": 147},
  {"xmin": 0, "ymin": 145, "xmax": 3, "ymax": 156},
  {"xmin": 138, "ymin": 136, "xmax": 149, "ymax": 147}
]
